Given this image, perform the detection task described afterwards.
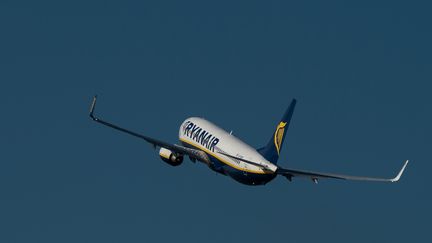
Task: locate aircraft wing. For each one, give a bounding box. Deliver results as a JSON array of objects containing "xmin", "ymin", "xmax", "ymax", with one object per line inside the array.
[
  {"xmin": 89, "ymin": 96, "xmax": 208, "ymax": 161},
  {"xmin": 216, "ymin": 150, "xmax": 409, "ymax": 183},
  {"xmin": 277, "ymin": 160, "xmax": 409, "ymax": 183}
]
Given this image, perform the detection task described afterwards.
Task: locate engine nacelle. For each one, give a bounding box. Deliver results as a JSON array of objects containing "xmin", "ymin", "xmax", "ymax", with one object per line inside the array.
[{"xmin": 159, "ymin": 147, "xmax": 183, "ymax": 166}]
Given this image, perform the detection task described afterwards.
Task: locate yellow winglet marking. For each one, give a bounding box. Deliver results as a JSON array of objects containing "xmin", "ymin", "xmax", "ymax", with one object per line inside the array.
[{"xmin": 274, "ymin": 122, "xmax": 287, "ymax": 155}]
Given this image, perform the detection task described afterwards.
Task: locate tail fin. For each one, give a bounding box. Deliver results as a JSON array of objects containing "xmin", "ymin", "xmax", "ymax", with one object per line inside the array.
[{"xmin": 257, "ymin": 99, "xmax": 296, "ymax": 164}]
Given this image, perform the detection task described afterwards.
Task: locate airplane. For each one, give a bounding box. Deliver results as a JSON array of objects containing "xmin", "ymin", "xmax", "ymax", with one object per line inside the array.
[{"xmin": 89, "ymin": 96, "xmax": 409, "ymax": 186}]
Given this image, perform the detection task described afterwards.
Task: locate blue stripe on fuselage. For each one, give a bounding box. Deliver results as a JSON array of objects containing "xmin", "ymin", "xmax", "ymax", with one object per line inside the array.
[{"xmin": 180, "ymin": 140, "xmax": 276, "ymax": 186}]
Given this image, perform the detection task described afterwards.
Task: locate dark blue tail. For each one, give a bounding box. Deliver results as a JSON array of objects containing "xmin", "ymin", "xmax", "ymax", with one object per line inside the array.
[{"xmin": 257, "ymin": 99, "xmax": 296, "ymax": 164}]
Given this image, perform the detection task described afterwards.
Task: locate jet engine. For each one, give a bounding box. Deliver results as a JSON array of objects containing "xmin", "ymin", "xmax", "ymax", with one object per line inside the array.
[{"xmin": 159, "ymin": 147, "xmax": 183, "ymax": 166}]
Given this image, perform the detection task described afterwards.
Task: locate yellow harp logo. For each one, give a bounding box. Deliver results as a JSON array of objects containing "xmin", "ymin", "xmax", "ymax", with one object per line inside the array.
[{"xmin": 274, "ymin": 122, "xmax": 287, "ymax": 155}]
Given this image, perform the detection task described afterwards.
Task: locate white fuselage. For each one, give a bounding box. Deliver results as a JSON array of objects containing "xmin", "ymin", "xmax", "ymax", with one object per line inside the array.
[{"xmin": 178, "ymin": 117, "xmax": 278, "ymax": 175}]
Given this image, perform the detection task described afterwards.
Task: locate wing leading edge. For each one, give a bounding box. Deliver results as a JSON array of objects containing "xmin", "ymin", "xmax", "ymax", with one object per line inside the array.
[{"xmin": 277, "ymin": 160, "xmax": 409, "ymax": 183}]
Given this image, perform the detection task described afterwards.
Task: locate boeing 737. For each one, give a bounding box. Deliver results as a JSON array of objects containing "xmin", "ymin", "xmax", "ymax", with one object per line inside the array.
[{"xmin": 89, "ymin": 96, "xmax": 409, "ymax": 185}]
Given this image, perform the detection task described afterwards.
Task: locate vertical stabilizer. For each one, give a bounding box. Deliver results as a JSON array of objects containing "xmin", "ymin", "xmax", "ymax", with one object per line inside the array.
[{"xmin": 257, "ymin": 99, "xmax": 296, "ymax": 164}]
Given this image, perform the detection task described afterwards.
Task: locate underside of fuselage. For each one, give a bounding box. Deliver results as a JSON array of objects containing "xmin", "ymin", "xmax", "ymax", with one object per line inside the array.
[
  {"xmin": 222, "ymin": 164, "xmax": 277, "ymax": 185},
  {"xmin": 181, "ymin": 141, "xmax": 276, "ymax": 185}
]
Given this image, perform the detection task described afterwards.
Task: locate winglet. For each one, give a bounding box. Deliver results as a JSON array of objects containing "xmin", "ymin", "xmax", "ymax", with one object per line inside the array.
[
  {"xmin": 89, "ymin": 95, "xmax": 98, "ymax": 120},
  {"xmin": 390, "ymin": 160, "xmax": 409, "ymax": 182}
]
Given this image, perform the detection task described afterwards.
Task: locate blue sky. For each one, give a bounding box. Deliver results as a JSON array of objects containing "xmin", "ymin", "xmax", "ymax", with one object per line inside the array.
[{"xmin": 0, "ymin": 1, "xmax": 430, "ymax": 242}]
